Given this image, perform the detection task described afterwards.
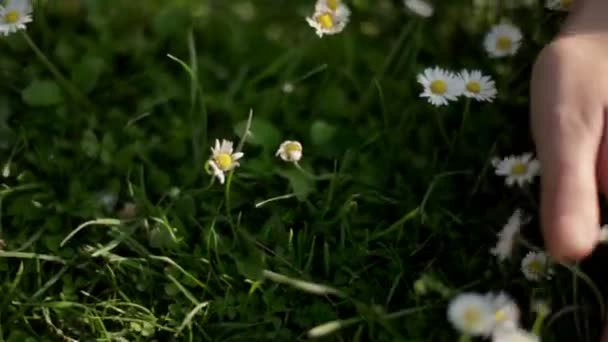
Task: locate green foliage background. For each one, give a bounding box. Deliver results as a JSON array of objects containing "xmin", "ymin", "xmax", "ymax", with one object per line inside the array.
[{"xmin": 0, "ymin": 0, "xmax": 603, "ymax": 341}]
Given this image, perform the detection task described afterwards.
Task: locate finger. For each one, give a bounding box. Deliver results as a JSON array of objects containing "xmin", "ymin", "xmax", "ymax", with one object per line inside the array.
[{"xmin": 531, "ymin": 104, "xmax": 602, "ymax": 262}]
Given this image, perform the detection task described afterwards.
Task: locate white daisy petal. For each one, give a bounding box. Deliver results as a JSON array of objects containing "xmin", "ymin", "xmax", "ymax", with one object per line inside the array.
[
  {"xmin": 488, "ymin": 292, "xmax": 520, "ymax": 330},
  {"xmin": 493, "ymin": 153, "xmax": 540, "ymax": 187},
  {"xmin": 206, "ymin": 138, "xmax": 244, "ymax": 184},
  {"xmin": 484, "ymin": 23, "xmax": 523, "ymax": 58},
  {"xmin": 490, "ymin": 209, "xmax": 527, "ymax": 261},
  {"xmin": 417, "ymin": 67, "xmax": 464, "ymax": 107},
  {"xmin": 306, "ymin": 1, "xmax": 350, "ymax": 38},
  {"xmin": 460, "ymin": 70, "xmax": 497, "ymax": 102},
  {"xmin": 521, "ymin": 251, "xmax": 553, "ymax": 281},
  {"xmin": 276, "ymin": 140, "xmax": 303, "ymax": 162},
  {"xmin": 492, "ymin": 327, "xmax": 539, "ymax": 342},
  {"xmin": 0, "ymin": 0, "xmax": 33, "ymax": 36},
  {"xmin": 447, "ymin": 293, "xmax": 495, "ymax": 336}
]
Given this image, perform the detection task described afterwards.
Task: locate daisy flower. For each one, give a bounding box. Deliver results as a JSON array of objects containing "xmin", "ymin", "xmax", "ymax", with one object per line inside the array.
[
  {"xmin": 207, "ymin": 139, "xmax": 244, "ymax": 184},
  {"xmin": 459, "ymin": 70, "xmax": 497, "ymax": 102},
  {"xmin": 490, "ymin": 209, "xmax": 527, "ymax": 261},
  {"xmin": 492, "ymin": 327, "xmax": 539, "ymax": 342},
  {"xmin": 0, "ymin": 0, "xmax": 33, "ymax": 36},
  {"xmin": 404, "ymin": 0, "xmax": 434, "ymax": 18},
  {"xmin": 484, "ymin": 23, "xmax": 523, "ymax": 58},
  {"xmin": 276, "ymin": 140, "xmax": 303, "ymax": 162},
  {"xmin": 447, "ymin": 293, "xmax": 495, "ymax": 336},
  {"xmin": 521, "ymin": 251, "xmax": 553, "ymax": 282},
  {"xmin": 545, "ymin": 0, "xmax": 574, "ymax": 11},
  {"xmin": 493, "ymin": 153, "xmax": 540, "ymax": 187},
  {"xmin": 306, "ymin": 0, "xmax": 350, "ymax": 38},
  {"xmin": 599, "ymin": 224, "xmax": 608, "ymax": 243},
  {"xmin": 488, "ymin": 292, "xmax": 520, "ymax": 330},
  {"xmin": 417, "ymin": 67, "xmax": 464, "ymax": 106}
]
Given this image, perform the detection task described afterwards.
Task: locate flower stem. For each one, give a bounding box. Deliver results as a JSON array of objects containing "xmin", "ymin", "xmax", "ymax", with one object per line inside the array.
[
  {"xmin": 294, "ymin": 162, "xmax": 333, "ymax": 181},
  {"xmin": 458, "ymin": 335, "xmax": 471, "ymax": 342},
  {"xmin": 458, "ymin": 98, "xmax": 471, "ymax": 137},
  {"xmin": 22, "ymin": 31, "xmax": 93, "ymax": 110},
  {"xmin": 532, "ymin": 313, "xmax": 547, "ymax": 337},
  {"xmin": 225, "ymin": 171, "xmax": 234, "ymax": 225},
  {"xmin": 433, "ymin": 109, "xmax": 450, "ymax": 147}
]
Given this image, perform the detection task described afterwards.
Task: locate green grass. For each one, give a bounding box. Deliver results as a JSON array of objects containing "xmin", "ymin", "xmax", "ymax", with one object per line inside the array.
[{"xmin": 0, "ymin": 0, "xmax": 604, "ymax": 341}]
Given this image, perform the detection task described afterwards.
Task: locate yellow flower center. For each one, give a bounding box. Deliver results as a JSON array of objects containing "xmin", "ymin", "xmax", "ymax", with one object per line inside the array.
[
  {"xmin": 430, "ymin": 80, "xmax": 447, "ymax": 95},
  {"xmin": 527, "ymin": 260, "xmax": 544, "ymax": 275},
  {"xmin": 4, "ymin": 10, "xmax": 19, "ymax": 24},
  {"xmin": 215, "ymin": 153, "xmax": 233, "ymax": 170},
  {"xmin": 510, "ymin": 162, "xmax": 527, "ymax": 175},
  {"xmin": 466, "ymin": 81, "xmax": 482, "ymax": 94},
  {"xmin": 496, "ymin": 36, "xmax": 513, "ymax": 51},
  {"xmin": 285, "ymin": 142, "xmax": 302, "ymax": 153},
  {"xmin": 495, "ymin": 310, "xmax": 507, "ymax": 322},
  {"xmin": 327, "ymin": 0, "xmax": 340, "ymax": 10},
  {"xmin": 463, "ymin": 308, "xmax": 481, "ymax": 329},
  {"xmin": 317, "ymin": 13, "xmax": 334, "ymax": 29}
]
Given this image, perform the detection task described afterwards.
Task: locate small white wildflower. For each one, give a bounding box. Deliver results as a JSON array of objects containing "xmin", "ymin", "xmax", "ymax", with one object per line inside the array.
[
  {"xmin": 484, "ymin": 23, "xmax": 523, "ymax": 58},
  {"xmin": 459, "ymin": 70, "xmax": 497, "ymax": 102},
  {"xmin": 488, "ymin": 292, "xmax": 520, "ymax": 330},
  {"xmin": 599, "ymin": 224, "xmax": 608, "ymax": 243},
  {"xmin": 545, "ymin": 0, "xmax": 574, "ymax": 11},
  {"xmin": 447, "ymin": 293, "xmax": 495, "ymax": 336},
  {"xmin": 207, "ymin": 139, "xmax": 244, "ymax": 184},
  {"xmin": 404, "ymin": 0, "xmax": 434, "ymax": 18},
  {"xmin": 492, "ymin": 327, "xmax": 539, "ymax": 342},
  {"xmin": 281, "ymin": 82, "xmax": 295, "ymax": 94},
  {"xmin": 306, "ymin": 0, "xmax": 350, "ymax": 38},
  {"xmin": 521, "ymin": 251, "xmax": 553, "ymax": 282},
  {"xmin": 491, "ymin": 209, "xmax": 527, "ymax": 261},
  {"xmin": 417, "ymin": 67, "xmax": 464, "ymax": 106},
  {"xmin": 276, "ymin": 140, "xmax": 303, "ymax": 162},
  {"xmin": 493, "ymin": 153, "xmax": 540, "ymax": 187},
  {"xmin": 0, "ymin": 0, "xmax": 33, "ymax": 36}
]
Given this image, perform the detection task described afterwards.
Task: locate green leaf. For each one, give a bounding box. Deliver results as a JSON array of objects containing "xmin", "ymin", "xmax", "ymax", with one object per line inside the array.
[
  {"xmin": 21, "ymin": 80, "xmax": 64, "ymax": 107},
  {"xmin": 235, "ymin": 252, "xmax": 265, "ymax": 281},
  {"xmin": 164, "ymin": 283, "xmax": 179, "ymax": 296},
  {"xmin": 149, "ymin": 226, "xmax": 178, "ymax": 249},
  {"xmin": 234, "ymin": 118, "xmax": 281, "ymax": 149},
  {"xmin": 278, "ymin": 169, "xmax": 314, "ymax": 201},
  {"xmin": 310, "ymin": 120, "xmax": 336, "ymax": 146},
  {"xmin": 71, "ymin": 54, "xmax": 105, "ymax": 93},
  {"xmin": 81, "ymin": 130, "xmax": 99, "ymax": 158}
]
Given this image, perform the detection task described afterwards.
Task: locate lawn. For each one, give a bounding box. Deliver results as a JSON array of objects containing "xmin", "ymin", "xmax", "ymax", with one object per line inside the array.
[{"xmin": 0, "ymin": 0, "xmax": 604, "ymax": 341}]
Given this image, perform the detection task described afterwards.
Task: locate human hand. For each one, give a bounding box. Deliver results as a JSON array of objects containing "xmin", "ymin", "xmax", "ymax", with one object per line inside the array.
[{"xmin": 530, "ymin": 0, "xmax": 608, "ymax": 262}]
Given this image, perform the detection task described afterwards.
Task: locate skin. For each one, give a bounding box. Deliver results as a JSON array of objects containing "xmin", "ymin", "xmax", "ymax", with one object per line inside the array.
[
  {"xmin": 531, "ymin": 1, "xmax": 608, "ymax": 338},
  {"xmin": 531, "ymin": 0, "xmax": 608, "ymax": 262}
]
